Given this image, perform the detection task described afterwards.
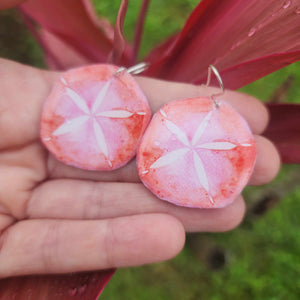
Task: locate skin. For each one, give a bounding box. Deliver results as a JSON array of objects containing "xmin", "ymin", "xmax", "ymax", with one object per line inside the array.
[{"xmin": 0, "ymin": 58, "xmax": 280, "ymax": 278}]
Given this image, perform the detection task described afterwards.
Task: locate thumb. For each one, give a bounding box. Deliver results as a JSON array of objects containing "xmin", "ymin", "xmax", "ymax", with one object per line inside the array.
[{"xmin": 0, "ymin": 58, "xmax": 59, "ymax": 149}]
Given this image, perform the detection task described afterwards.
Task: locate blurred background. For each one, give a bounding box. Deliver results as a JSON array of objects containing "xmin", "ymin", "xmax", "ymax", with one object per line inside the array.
[{"xmin": 0, "ymin": 0, "xmax": 299, "ymax": 299}]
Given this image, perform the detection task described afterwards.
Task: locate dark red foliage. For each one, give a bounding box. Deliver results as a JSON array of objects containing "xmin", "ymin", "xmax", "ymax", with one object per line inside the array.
[
  {"xmin": 0, "ymin": 270, "xmax": 115, "ymax": 300},
  {"xmin": 265, "ymin": 104, "xmax": 300, "ymax": 163}
]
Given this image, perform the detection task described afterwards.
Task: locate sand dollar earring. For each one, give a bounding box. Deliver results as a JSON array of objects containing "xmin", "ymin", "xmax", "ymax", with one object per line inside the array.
[
  {"xmin": 137, "ymin": 65, "xmax": 256, "ymax": 208},
  {"xmin": 41, "ymin": 63, "xmax": 151, "ymax": 171}
]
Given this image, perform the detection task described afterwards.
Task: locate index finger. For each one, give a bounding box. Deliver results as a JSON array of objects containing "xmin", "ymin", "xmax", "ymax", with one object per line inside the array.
[
  {"xmin": 0, "ymin": 215, "xmax": 185, "ymax": 277},
  {"xmin": 47, "ymin": 71, "xmax": 268, "ymax": 134},
  {"xmin": 136, "ymin": 76, "xmax": 269, "ymax": 135},
  {"xmin": 48, "ymin": 75, "xmax": 269, "ymax": 182}
]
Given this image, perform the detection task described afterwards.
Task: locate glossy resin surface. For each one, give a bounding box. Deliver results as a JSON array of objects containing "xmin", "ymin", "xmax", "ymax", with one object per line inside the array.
[
  {"xmin": 41, "ymin": 64, "xmax": 151, "ymax": 170},
  {"xmin": 137, "ymin": 97, "xmax": 256, "ymax": 208}
]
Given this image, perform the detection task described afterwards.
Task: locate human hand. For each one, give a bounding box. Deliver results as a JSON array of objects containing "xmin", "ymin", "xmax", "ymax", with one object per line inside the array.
[{"xmin": 0, "ymin": 58, "xmax": 280, "ymax": 277}]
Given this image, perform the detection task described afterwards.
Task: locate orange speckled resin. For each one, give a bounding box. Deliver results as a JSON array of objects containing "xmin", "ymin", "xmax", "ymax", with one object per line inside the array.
[
  {"xmin": 137, "ymin": 97, "xmax": 256, "ymax": 208},
  {"xmin": 41, "ymin": 64, "xmax": 151, "ymax": 170}
]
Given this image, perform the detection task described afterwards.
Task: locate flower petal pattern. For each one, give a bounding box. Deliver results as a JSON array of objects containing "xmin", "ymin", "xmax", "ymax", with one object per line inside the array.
[
  {"xmin": 192, "ymin": 111, "xmax": 212, "ymax": 146},
  {"xmin": 193, "ymin": 151, "xmax": 209, "ymax": 191},
  {"xmin": 150, "ymin": 148, "xmax": 190, "ymax": 169},
  {"xmin": 53, "ymin": 116, "xmax": 89, "ymax": 136},
  {"xmin": 66, "ymin": 88, "xmax": 90, "ymax": 114},
  {"xmin": 93, "ymin": 119, "xmax": 109, "ymax": 158},
  {"xmin": 165, "ymin": 120, "xmax": 190, "ymax": 147},
  {"xmin": 96, "ymin": 110, "xmax": 134, "ymax": 118},
  {"xmin": 197, "ymin": 142, "xmax": 237, "ymax": 150},
  {"xmin": 92, "ymin": 80, "xmax": 111, "ymax": 113},
  {"xmin": 41, "ymin": 64, "xmax": 151, "ymax": 171},
  {"xmin": 138, "ymin": 97, "xmax": 256, "ymax": 208}
]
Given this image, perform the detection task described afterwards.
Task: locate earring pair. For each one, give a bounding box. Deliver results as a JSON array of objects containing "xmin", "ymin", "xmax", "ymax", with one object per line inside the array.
[
  {"xmin": 40, "ymin": 64, "xmax": 256, "ymax": 208},
  {"xmin": 40, "ymin": 62, "xmax": 151, "ymax": 171}
]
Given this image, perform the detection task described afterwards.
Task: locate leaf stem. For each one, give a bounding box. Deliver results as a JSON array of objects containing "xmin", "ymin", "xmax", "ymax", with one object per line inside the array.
[{"xmin": 132, "ymin": 0, "xmax": 151, "ymax": 64}]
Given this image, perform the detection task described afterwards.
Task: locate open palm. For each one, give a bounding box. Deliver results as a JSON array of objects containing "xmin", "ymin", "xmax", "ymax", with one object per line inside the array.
[{"xmin": 0, "ymin": 59, "xmax": 280, "ymax": 278}]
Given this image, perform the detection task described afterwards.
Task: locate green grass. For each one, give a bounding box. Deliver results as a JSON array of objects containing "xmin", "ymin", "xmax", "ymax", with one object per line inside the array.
[
  {"xmin": 101, "ymin": 187, "xmax": 300, "ymax": 300},
  {"xmin": 100, "ymin": 162, "xmax": 300, "ymax": 300},
  {"xmin": 0, "ymin": 10, "xmax": 44, "ymax": 67},
  {"xmin": 93, "ymin": 0, "xmax": 199, "ymax": 58},
  {"xmin": 0, "ymin": 1, "xmax": 299, "ymax": 299},
  {"xmin": 240, "ymin": 61, "xmax": 300, "ymax": 104}
]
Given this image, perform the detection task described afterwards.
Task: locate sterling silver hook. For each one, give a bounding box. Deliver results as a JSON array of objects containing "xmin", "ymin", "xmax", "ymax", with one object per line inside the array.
[
  {"xmin": 114, "ymin": 62, "xmax": 150, "ymax": 77},
  {"xmin": 206, "ymin": 65, "xmax": 225, "ymax": 108}
]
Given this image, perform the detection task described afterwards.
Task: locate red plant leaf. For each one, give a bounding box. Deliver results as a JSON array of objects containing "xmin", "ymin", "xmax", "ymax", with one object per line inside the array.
[
  {"xmin": 18, "ymin": 9, "xmax": 89, "ymax": 70},
  {"xmin": 193, "ymin": 51, "xmax": 300, "ymax": 90},
  {"xmin": 110, "ymin": 0, "xmax": 131, "ymax": 65},
  {"xmin": 131, "ymin": 0, "xmax": 151, "ymax": 64},
  {"xmin": 145, "ymin": 34, "xmax": 178, "ymax": 63},
  {"xmin": 19, "ymin": 0, "xmax": 131, "ymax": 68},
  {"xmin": 81, "ymin": 0, "xmax": 114, "ymax": 40},
  {"xmin": 0, "ymin": 270, "xmax": 115, "ymax": 300},
  {"xmin": 265, "ymin": 104, "xmax": 300, "ymax": 163},
  {"xmin": 146, "ymin": 0, "xmax": 300, "ymax": 87},
  {"xmin": 40, "ymin": 29, "xmax": 92, "ymax": 70},
  {"xmin": 20, "ymin": 0, "xmax": 112, "ymax": 63},
  {"xmin": 17, "ymin": 9, "xmax": 66, "ymax": 70},
  {"xmin": 0, "ymin": 0, "xmax": 25, "ymax": 10}
]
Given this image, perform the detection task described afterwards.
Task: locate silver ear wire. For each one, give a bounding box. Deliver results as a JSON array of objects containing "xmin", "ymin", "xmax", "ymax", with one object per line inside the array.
[
  {"xmin": 206, "ymin": 65, "xmax": 225, "ymax": 108},
  {"xmin": 114, "ymin": 62, "xmax": 150, "ymax": 77}
]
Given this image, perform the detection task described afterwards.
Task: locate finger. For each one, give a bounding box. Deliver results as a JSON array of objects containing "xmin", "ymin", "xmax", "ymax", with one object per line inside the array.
[
  {"xmin": 0, "ymin": 59, "xmax": 56, "ymax": 149},
  {"xmin": 0, "ymin": 214, "xmax": 185, "ymax": 277},
  {"xmin": 0, "ymin": 60, "xmax": 267, "ymax": 149},
  {"xmin": 0, "ymin": 142, "xmax": 47, "ymax": 219},
  {"xmin": 46, "ymin": 77, "xmax": 269, "ymax": 182},
  {"xmin": 0, "ymin": 215, "xmax": 15, "ymax": 234},
  {"xmin": 136, "ymin": 77, "xmax": 269, "ymax": 135},
  {"xmin": 47, "ymin": 153, "xmax": 140, "ymax": 182},
  {"xmin": 248, "ymin": 135, "xmax": 281, "ymax": 185},
  {"xmin": 48, "ymin": 133, "xmax": 275, "ymax": 185},
  {"xmin": 43, "ymin": 73, "xmax": 268, "ymax": 135},
  {"xmin": 28, "ymin": 179, "xmax": 245, "ymax": 232}
]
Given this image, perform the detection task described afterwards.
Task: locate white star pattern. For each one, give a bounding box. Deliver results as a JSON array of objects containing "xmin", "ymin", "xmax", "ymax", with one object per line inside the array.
[
  {"xmin": 52, "ymin": 77, "xmax": 145, "ymax": 167},
  {"xmin": 149, "ymin": 109, "xmax": 252, "ymax": 204}
]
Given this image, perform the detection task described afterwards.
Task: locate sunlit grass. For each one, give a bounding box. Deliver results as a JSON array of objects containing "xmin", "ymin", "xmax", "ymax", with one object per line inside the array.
[{"xmin": 102, "ymin": 187, "xmax": 300, "ymax": 300}]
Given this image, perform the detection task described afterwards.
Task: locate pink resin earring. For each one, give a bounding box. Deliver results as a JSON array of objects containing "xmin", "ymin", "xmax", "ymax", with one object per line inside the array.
[
  {"xmin": 137, "ymin": 66, "xmax": 256, "ymax": 208},
  {"xmin": 41, "ymin": 63, "xmax": 151, "ymax": 171}
]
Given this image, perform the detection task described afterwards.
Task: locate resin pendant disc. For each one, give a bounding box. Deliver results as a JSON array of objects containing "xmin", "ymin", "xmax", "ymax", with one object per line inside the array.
[
  {"xmin": 137, "ymin": 97, "xmax": 256, "ymax": 208},
  {"xmin": 41, "ymin": 64, "xmax": 151, "ymax": 170}
]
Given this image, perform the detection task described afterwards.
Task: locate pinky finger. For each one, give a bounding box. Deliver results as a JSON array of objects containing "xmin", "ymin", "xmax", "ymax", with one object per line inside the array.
[{"xmin": 0, "ymin": 214, "xmax": 185, "ymax": 278}]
